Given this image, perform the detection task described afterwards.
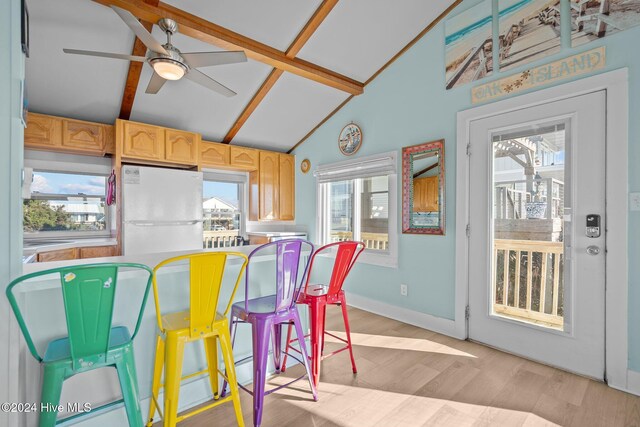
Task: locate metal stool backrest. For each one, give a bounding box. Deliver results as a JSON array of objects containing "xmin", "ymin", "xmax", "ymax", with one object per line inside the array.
[
  {"xmin": 152, "ymin": 252, "xmax": 248, "ymax": 339},
  {"xmin": 244, "ymin": 239, "xmax": 314, "ymax": 313},
  {"xmin": 302, "ymin": 241, "xmax": 365, "ymax": 296},
  {"xmin": 6, "ymin": 263, "xmax": 153, "ymax": 369}
]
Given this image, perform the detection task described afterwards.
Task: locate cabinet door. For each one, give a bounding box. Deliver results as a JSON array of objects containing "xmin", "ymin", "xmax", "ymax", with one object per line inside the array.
[
  {"xmin": 201, "ymin": 141, "xmax": 230, "ymax": 167},
  {"xmin": 25, "ymin": 113, "xmax": 62, "ymax": 149},
  {"xmin": 61, "ymin": 118, "xmax": 106, "ymax": 154},
  {"xmin": 278, "ymin": 154, "xmax": 295, "ymax": 220},
  {"xmin": 79, "ymin": 246, "xmax": 116, "ymax": 259},
  {"xmin": 122, "ymin": 121, "xmax": 165, "ymax": 160},
  {"xmin": 412, "ymin": 178, "xmax": 427, "ymax": 212},
  {"xmin": 37, "ymin": 248, "xmax": 77, "ymax": 263},
  {"xmin": 259, "ymin": 151, "xmax": 280, "ymax": 220},
  {"xmin": 166, "ymin": 130, "xmax": 198, "ymax": 164},
  {"xmin": 230, "ymin": 146, "xmax": 259, "ymax": 171}
]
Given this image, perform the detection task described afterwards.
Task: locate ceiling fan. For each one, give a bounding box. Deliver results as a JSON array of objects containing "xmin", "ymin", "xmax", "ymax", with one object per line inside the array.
[{"xmin": 63, "ymin": 6, "xmax": 247, "ymax": 97}]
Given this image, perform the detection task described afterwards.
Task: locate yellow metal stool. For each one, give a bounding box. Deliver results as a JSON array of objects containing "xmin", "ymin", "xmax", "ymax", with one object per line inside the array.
[{"xmin": 147, "ymin": 252, "xmax": 248, "ymax": 427}]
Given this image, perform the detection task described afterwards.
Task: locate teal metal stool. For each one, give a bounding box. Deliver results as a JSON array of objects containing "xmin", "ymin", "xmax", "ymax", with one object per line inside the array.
[{"xmin": 6, "ymin": 263, "xmax": 154, "ymax": 427}]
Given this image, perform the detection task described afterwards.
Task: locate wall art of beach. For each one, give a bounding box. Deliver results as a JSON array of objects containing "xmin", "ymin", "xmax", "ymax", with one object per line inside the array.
[
  {"xmin": 445, "ymin": 0, "xmax": 493, "ymax": 90},
  {"xmin": 572, "ymin": 0, "xmax": 640, "ymax": 46},
  {"xmin": 499, "ymin": 0, "xmax": 562, "ymax": 71}
]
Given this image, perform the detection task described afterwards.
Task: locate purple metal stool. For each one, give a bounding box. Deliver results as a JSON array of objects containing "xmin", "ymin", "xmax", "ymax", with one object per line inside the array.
[{"xmin": 223, "ymin": 239, "xmax": 317, "ymax": 427}]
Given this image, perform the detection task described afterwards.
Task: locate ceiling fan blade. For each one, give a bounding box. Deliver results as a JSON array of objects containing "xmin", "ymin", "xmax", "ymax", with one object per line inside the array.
[
  {"xmin": 184, "ymin": 69, "xmax": 236, "ymax": 97},
  {"xmin": 181, "ymin": 51, "xmax": 247, "ymax": 68},
  {"xmin": 110, "ymin": 6, "xmax": 168, "ymax": 55},
  {"xmin": 145, "ymin": 71, "xmax": 167, "ymax": 94},
  {"xmin": 63, "ymin": 48, "xmax": 146, "ymax": 62}
]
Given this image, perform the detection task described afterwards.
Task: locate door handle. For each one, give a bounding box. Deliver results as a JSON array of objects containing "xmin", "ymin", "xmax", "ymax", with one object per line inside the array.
[{"xmin": 586, "ymin": 245, "xmax": 600, "ymax": 256}]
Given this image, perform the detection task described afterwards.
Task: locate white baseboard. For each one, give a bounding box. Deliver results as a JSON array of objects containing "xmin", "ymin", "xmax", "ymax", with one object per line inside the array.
[
  {"xmin": 345, "ymin": 292, "xmax": 461, "ymax": 339},
  {"xmin": 619, "ymin": 369, "xmax": 640, "ymax": 397}
]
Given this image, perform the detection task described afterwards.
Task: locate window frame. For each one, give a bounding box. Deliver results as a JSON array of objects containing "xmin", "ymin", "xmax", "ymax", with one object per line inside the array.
[
  {"xmin": 316, "ymin": 151, "xmax": 398, "ymax": 268},
  {"xmin": 202, "ymin": 169, "xmax": 248, "ymax": 239},
  {"xmin": 24, "ymin": 152, "xmax": 113, "ymax": 240}
]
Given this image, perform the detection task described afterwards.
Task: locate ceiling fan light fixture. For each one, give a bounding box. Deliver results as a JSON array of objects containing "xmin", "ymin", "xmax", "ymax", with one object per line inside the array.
[{"xmin": 151, "ymin": 59, "xmax": 187, "ymax": 80}]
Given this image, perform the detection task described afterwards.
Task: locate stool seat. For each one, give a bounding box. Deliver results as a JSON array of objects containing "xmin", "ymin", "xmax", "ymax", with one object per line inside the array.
[{"xmin": 43, "ymin": 326, "xmax": 131, "ymax": 363}]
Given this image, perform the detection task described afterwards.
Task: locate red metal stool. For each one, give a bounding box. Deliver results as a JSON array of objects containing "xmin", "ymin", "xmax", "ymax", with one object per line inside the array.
[{"xmin": 282, "ymin": 241, "xmax": 365, "ymax": 387}]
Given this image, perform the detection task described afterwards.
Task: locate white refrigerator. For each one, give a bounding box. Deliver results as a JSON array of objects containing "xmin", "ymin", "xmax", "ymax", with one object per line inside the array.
[{"xmin": 122, "ymin": 165, "xmax": 203, "ymax": 255}]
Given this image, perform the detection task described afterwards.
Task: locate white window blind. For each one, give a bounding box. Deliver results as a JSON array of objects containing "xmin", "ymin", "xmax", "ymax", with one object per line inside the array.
[{"xmin": 314, "ymin": 152, "xmax": 396, "ymax": 183}]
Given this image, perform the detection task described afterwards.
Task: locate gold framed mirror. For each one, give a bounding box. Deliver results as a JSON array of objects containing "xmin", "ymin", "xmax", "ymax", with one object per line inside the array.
[{"xmin": 402, "ymin": 139, "xmax": 445, "ymax": 235}]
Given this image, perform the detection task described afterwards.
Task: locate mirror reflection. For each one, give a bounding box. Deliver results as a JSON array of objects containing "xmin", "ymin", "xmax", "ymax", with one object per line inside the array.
[{"xmin": 402, "ymin": 139, "xmax": 445, "ymax": 235}]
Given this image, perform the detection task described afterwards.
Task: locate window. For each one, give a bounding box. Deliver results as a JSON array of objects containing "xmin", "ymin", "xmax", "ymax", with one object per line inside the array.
[
  {"xmin": 24, "ymin": 170, "xmax": 110, "ymax": 237},
  {"xmin": 316, "ymin": 152, "xmax": 397, "ymax": 267},
  {"xmin": 202, "ymin": 170, "xmax": 247, "ymax": 248}
]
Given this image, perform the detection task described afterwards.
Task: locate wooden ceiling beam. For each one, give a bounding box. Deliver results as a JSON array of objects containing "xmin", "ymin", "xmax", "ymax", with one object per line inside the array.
[
  {"xmin": 118, "ymin": 0, "xmax": 159, "ymax": 120},
  {"xmin": 288, "ymin": 0, "xmax": 463, "ymax": 154},
  {"xmin": 93, "ymin": 0, "xmax": 363, "ymax": 95},
  {"xmin": 222, "ymin": 0, "xmax": 338, "ymax": 144}
]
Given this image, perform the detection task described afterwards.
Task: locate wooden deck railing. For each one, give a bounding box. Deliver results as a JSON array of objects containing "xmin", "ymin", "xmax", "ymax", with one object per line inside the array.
[
  {"xmin": 331, "ymin": 231, "xmax": 388, "ymax": 251},
  {"xmin": 203, "ymin": 230, "xmax": 240, "ymax": 248},
  {"xmin": 493, "ymin": 239, "xmax": 564, "ymax": 328}
]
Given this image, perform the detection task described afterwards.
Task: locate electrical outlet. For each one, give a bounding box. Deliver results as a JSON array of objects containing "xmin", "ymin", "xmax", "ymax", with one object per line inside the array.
[{"xmin": 400, "ymin": 284, "xmax": 408, "ymax": 296}]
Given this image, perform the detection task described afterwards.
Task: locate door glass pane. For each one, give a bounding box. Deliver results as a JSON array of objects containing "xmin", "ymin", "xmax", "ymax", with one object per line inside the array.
[
  {"xmin": 360, "ymin": 176, "xmax": 389, "ymax": 251},
  {"xmin": 203, "ymin": 181, "xmax": 241, "ymax": 248},
  {"xmin": 329, "ymin": 180, "xmax": 354, "ymax": 242},
  {"xmin": 492, "ymin": 122, "xmax": 566, "ymax": 330}
]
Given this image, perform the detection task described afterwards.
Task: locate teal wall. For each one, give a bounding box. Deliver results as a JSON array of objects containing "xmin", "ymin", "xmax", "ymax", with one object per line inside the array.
[
  {"xmin": 0, "ymin": 0, "xmax": 25, "ymax": 423},
  {"xmin": 292, "ymin": 0, "xmax": 640, "ymax": 369}
]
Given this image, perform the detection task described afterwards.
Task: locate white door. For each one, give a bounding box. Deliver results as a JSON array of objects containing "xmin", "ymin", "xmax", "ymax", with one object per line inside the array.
[{"xmin": 467, "ymin": 91, "xmax": 606, "ymax": 379}]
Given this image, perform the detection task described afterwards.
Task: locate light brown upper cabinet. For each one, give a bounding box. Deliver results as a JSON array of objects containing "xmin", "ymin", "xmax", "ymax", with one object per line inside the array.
[
  {"xmin": 165, "ymin": 129, "xmax": 199, "ymax": 164},
  {"xmin": 121, "ymin": 121, "xmax": 165, "ymax": 161},
  {"xmin": 278, "ymin": 154, "xmax": 295, "ymax": 221},
  {"xmin": 25, "ymin": 113, "xmax": 113, "ymax": 155},
  {"xmin": 201, "ymin": 141, "xmax": 230, "ymax": 168},
  {"xmin": 25, "ymin": 113, "xmax": 62, "ymax": 149},
  {"xmin": 259, "ymin": 151, "xmax": 280, "ymax": 221},
  {"xmin": 62, "ymin": 119, "xmax": 108, "ymax": 154},
  {"xmin": 230, "ymin": 146, "xmax": 259, "ymax": 171},
  {"xmin": 249, "ymin": 152, "xmax": 295, "ymax": 221},
  {"xmin": 117, "ymin": 119, "xmax": 200, "ymax": 167}
]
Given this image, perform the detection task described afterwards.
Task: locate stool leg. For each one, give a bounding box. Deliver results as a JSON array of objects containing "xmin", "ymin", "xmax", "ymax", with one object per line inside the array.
[
  {"xmin": 221, "ymin": 316, "xmax": 239, "ymax": 398},
  {"xmin": 308, "ymin": 299, "xmax": 325, "ymax": 388},
  {"xmin": 320, "ymin": 304, "xmax": 327, "ymax": 355},
  {"xmin": 204, "ymin": 335, "xmax": 219, "ymax": 399},
  {"xmin": 292, "ymin": 311, "xmax": 318, "ymax": 401},
  {"xmin": 116, "ymin": 345, "xmax": 144, "ymax": 427},
  {"xmin": 251, "ymin": 318, "xmax": 272, "ymax": 427},
  {"xmin": 164, "ymin": 333, "xmax": 185, "ymax": 427},
  {"xmin": 147, "ymin": 335, "xmax": 165, "ymax": 426},
  {"xmin": 39, "ymin": 363, "xmax": 65, "ymax": 427},
  {"xmin": 340, "ymin": 296, "xmax": 357, "ymax": 374},
  {"xmin": 271, "ymin": 322, "xmax": 282, "ymax": 373},
  {"xmin": 219, "ymin": 329, "xmax": 245, "ymax": 427},
  {"xmin": 281, "ymin": 322, "xmax": 294, "ymax": 373}
]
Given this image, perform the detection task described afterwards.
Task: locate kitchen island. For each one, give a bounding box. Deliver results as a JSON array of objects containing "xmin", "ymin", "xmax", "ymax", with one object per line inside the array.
[{"xmin": 17, "ymin": 245, "xmax": 310, "ymax": 426}]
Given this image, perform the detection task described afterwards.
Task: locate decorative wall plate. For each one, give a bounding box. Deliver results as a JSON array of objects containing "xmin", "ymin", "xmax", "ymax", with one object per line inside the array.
[
  {"xmin": 300, "ymin": 158, "xmax": 311, "ymax": 174},
  {"xmin": 338, "ymin": 123, "xmax": 362, "ymax": 156}
]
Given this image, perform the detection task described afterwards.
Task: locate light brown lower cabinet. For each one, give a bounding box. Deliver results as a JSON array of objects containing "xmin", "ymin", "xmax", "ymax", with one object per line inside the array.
[{"xmin": 36, "ymin": 245, "xmax": 117, "ymax": 262}]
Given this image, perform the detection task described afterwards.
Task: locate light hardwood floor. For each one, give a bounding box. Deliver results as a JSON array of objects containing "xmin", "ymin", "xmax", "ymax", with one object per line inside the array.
[{"xmin": 171, "ymin": 307, "xmax": 639, "ymax": 427}]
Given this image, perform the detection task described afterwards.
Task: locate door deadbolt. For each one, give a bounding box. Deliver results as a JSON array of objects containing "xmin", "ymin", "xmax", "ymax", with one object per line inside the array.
[{"xmin": 586, "ymin": 245, "xmax": 600, "ymax": 256}]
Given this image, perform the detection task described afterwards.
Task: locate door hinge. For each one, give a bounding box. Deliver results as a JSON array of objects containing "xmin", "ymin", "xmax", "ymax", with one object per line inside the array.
[
  {"xmin": 466, "ymin": 224, "xmax": 470, "ymax": 237},
  {"xmin": 465, "ymin": 305, "xmax": 470, "ymax": 320},
  {"xmin": 466, "ymin": 143, "xmax": 471, "ymax": 156}
]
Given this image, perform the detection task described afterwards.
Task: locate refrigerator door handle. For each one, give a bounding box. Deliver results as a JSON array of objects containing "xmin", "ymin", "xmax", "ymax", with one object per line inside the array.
[{"xmin": 125, "ymin": 220, "xmax": 203, "ymax": 226}]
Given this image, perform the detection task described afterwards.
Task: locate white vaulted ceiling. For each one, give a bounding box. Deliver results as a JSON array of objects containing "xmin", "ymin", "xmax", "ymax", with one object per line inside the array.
[{"xmin": 25, "ymin": 0, "xmax": 454, "ymax": 152}]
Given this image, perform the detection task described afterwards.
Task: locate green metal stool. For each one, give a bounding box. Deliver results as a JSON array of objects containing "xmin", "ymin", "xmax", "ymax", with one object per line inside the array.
[{"xmin": 6, "ymin": 263, "xmax": 154, "ymax": 427}]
